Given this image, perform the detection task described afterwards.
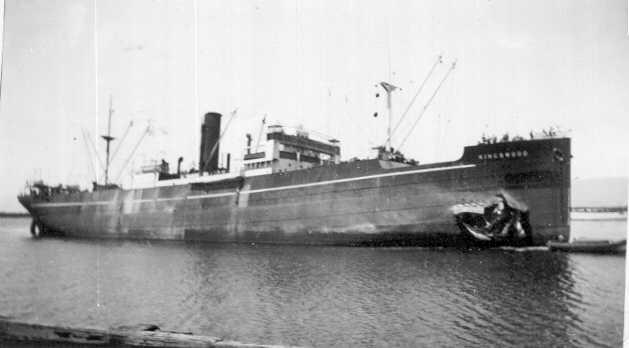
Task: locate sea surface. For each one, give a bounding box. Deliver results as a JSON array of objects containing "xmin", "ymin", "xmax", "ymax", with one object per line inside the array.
[{"xmin": 0, "ymin": 217, "xmax": 625, "ymax": 347}]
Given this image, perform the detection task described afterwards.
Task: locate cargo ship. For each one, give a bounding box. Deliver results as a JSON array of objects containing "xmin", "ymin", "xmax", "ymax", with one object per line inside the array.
[{"xmin": 17, "ymin": 108, "xmax": 571, "ymax": 246}]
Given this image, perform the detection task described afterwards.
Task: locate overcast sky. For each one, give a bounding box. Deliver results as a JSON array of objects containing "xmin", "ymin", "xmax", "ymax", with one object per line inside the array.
[{"xmin": 0, "ymin": 0, "xmax": 628, "ymax": 211}]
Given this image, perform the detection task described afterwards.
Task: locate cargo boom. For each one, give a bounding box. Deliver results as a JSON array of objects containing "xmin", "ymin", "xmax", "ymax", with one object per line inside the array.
[{"xmin": 18, "ymin": 112, "xmax": 570, "ymax": 246}]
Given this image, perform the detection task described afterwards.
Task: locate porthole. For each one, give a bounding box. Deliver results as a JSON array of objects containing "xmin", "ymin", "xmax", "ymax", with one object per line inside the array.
[
  {"xmin": 523, "ymin": 150, "xmax": 528, "ymax": 157},
  {"xmin": 478, "ymin": 154, "xmax": 482, "ymax": 160},
  {"xmin": 505, "ymin": 152, "xmax": 511, "ymax": 158},
  {"xmin": 499, "ymin": 153, "xmax": 504, "ymax": 158},
  {"xmin": 516, "ymin": 151, "xmax": 522, "ymax": 157}
]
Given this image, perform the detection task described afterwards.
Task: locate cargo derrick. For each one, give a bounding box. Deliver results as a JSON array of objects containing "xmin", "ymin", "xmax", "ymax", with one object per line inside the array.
[{"xmin": 18, "ymin": 113, "xmax": 571, "ymax": 246}]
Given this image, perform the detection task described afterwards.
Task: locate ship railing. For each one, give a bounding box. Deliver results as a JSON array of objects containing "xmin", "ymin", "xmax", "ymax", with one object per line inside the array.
[
  {"xmin": 267, "ymin": 124, "xmax": 340, "ymax": 147},
  {"xmin": 478, "ymin": 129, "xmax": 570, "ymax": 145}
]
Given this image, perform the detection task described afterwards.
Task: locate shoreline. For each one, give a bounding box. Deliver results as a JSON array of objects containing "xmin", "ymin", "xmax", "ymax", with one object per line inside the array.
[
  {"xmin": 0, "ymin": 212, "xmax": 29, "ymax": 218},
  {"xmin": 0, "ymin": 317, "xmax": 295, "ymax": 348}
]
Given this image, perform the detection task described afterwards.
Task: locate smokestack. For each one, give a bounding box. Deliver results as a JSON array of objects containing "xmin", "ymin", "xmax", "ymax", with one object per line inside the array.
[
  {"xmin": 246, "ymin": 133, "xmax": 252, "ymax": 154},
  {"xmin": 177, "ymin": 157, "xmax": 184, "ymax": 176},
  {"xmin": 199, "ymin": 112, "xmax": 221, "ymax": 174},
  {"xmin": 226, "ymin": 153, "xmax": 231, "ymax": 172}
]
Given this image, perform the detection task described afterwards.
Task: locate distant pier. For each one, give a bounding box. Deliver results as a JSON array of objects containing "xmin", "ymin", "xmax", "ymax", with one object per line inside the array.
[
  {"xmin": 0, "ymin": 212, "xmax": 29, "ymax": 218},
  {"xmin": 570, "ymin": 206, "xmax": 627, "ymax": 221},
  {"xmin": 570, "ymin": 206, "xmax": 627, "ymax": 213}
]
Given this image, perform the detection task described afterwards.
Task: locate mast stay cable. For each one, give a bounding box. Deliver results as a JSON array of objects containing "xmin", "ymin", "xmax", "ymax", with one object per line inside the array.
[
  {"xmin": 389, "ymin": 55, "xmax": 442, "ymax": 141},
  {"xmin": 110, "ymin": 120, "xmax": 133, "ymax": 163},
  {"xmin": 397, "ymin": 61, "xmax": 457, "ymax": 151},
  {"xmin": 81, "ymin": 128, "xmax": 99, "ymax": 183},
  {"xmin": 114, "ymin": 124, "xmax": 151, "ymax": 183},
  {"xmin": 0, "ymin": 0, "xmax": 7, "ymax": 107},
  {"xmin": 85, "ymin": 129, "xmax": 105, "ymax": 174},
  {"xmin": 254, "ymin": 114, "xmax": 266, "ymax": 152}
]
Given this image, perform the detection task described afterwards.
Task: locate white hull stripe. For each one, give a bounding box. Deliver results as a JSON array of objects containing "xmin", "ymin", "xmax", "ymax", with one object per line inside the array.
[
  {"xmin": 31, "ymin": 163, "xmax": 475, "ymax": 207},
  {"xmin": 244, "ymin": 163, "xmax": 475, "ymax": 194}
]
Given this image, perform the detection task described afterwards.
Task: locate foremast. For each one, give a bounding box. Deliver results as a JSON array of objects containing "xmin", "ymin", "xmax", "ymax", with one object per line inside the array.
[{"xmin": 101, "ymin": 96, "xmax": 115, "ymax": 185}]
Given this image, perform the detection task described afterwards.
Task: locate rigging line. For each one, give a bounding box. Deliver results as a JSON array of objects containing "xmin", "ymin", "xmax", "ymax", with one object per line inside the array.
[
  {"xmin": 114, "ymin": 125, "xmax": 151, "ymax": 182},
  {"xmin": 387, "ymin": 15, "xmax": 392, "ymax": 82},
  {"xmin": 389, "ymin": 55, "xmax": 442, "ymax": 140},
  {"xmin": 93, "ymin": 0, "xmax": 99, "ymax": 154},
  {"xmin": 0, "ymin": 0, "xmax": 6, "ymax": 108},
  {"xmin": 397, "ymin": 60, "xmax": 457, "ymax": 151},
  {"xmin": 192, "ymin": 0, "xmax": 199, "ymax": 166},
  {"xmin": 385, "ymin": 10, "xmax": 393, "ymax": 150},
  {"xmin": 254, "ymin": 114, "xmax": 266, "ymax": 152},
  {"xmin": 81, "ymin": 128, "xmax": 98, "ymax": 183},
  {"xmin": 85, "ymin": 129, "xmax": 106, "ymax": 174},
  {"xmin": 110, "ymin": 121, "xmax": 133, "ymax": 163}
]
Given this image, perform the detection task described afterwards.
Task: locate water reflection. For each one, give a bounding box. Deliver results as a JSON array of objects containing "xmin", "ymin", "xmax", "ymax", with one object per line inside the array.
[
  {"xmin": 0, "ymin": 218, "xmax": 624, "ymax": 347},
  {"xmin": 183, "ymin": 245, "xmax": 595, "ymax": 347}
]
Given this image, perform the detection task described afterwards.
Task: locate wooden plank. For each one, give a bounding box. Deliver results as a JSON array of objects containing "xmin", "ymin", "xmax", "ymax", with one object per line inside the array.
[{"xmin": 0, "ymin": 317, "xmax": 296, "ymax": 348}]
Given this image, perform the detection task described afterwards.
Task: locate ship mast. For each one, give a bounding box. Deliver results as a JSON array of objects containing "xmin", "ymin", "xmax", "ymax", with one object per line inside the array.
[
  {"xmin": 192, "ymin": 0, "xmax": 199, "ymax": 169},
  {"xmin": 380, "ymin": 81, "xmax": 399, "ymax": 150},
  {"xmin": 101, "ymin": 96, "xmax": 115, "ymax": 185}
]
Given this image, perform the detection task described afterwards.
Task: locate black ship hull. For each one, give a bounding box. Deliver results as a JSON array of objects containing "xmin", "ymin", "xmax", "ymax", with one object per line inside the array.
[{"xmin": 18, "ymin": 138, "xmax": 571, "ymax": 247}]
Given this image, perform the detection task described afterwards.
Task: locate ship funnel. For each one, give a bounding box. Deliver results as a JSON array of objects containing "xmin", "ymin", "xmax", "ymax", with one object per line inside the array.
[
  {"xmin": 177, "ymin": 156, "xmax": 184, "ymax": 175},
  {"xmin": 199, "ymin": 112, "xmax": 222, "ymax": 174},
  {"xmin": 246, "ymin": 133, "xmax": 252, "ymax": 154}
]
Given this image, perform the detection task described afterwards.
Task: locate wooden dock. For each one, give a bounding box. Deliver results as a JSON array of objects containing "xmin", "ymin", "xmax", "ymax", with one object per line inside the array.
[{"xmin": 0, "ymin": 317, "xmax": 297, "ymax": 347}]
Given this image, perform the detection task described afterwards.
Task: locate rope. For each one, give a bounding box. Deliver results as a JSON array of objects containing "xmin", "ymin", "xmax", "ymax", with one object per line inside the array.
[
  {"xmin": 114, "ymin": 125, "xmax": 151, "ymax": 183},
  {"xmin": 254, "ymin": 114, "xmax": 266, "ymax": 152},
  {"xmin": 85, "ymin": 130, "xmax": 105, "ymax": 173},
  {"xmin": 110, "ymin": 120, "xmax": 133, "ymax": 163},
  {"xmin": 0, "ymin": 0, "xmax": 7, "ymax": 108},
  {"xmin": 397, "ymin": 61, "xmax": 457, "ymax": 151},
  {"xmin": 389, "ymin": 55, "xmax": 442, "ymax": 140},
  {"xmin": 81, "ymin": 129, "xmax": 98, "ymax": 183}
]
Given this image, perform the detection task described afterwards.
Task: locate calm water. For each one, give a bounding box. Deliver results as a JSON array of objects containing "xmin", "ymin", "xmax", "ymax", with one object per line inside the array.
[{"xmin": 0, "ymin": 217, "xmax": 625, "ymax": 347}]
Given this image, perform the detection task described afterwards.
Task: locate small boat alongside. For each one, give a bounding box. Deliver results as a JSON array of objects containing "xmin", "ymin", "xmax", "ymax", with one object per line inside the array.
[{"xmin": 547, "ymin": 239, "xmax": 626, "ymax": 254}]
